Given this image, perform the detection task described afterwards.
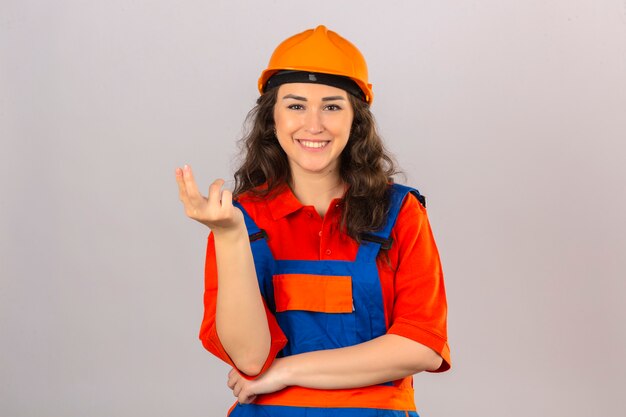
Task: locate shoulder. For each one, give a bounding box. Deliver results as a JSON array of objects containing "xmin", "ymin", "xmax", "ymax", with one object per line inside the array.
[
  {"xmin": 392, "ymin": 183, "xmax": 427, "ymax": 222},
  {"xmin": 392, "ymin": 184, "xmax": 430, "ymax": 242},
  {"xmin": 387, "ymin": 185, "xmax": 442, "ymax": 276},
  {"xmin": 399, "ymin": 189, "xmax": 427, "ymax": 216}
]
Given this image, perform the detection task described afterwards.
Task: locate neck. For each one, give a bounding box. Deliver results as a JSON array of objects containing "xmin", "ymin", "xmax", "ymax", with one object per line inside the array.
[{"xmin": 289, "ymin": 166, "xmax": 345, "ymax": 217}]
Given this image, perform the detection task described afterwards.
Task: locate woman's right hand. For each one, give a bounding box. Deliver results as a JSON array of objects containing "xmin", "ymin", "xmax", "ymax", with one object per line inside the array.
[{"xmin": 175, "ymin": 164, "xmax": 244, "ymax": 233}]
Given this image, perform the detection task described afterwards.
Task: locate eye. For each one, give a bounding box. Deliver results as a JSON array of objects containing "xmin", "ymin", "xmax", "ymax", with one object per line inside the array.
[
  {"xmin": 287, "ymin": 104, "xmax": 305, "ymax": 110},
  {"xmin": 324, "ymin": 104, "xmax": 342, "ymax": 111}
]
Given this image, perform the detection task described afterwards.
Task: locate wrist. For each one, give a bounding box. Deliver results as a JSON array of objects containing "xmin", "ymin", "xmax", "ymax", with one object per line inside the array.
[
  {"xmin": 212, "ymin": 223, "xmax": 249, "ymax": 242},
  {"xmin": 271, "ymin": 357, "xmax": 294, "ymax": 388}
]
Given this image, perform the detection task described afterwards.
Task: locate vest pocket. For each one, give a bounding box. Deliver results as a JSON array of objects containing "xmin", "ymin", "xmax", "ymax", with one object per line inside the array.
[
  {"xmin": 273, "ymin": 274, "xmax": 353, "ymax": 313},
  {"xmin": 273, "ymin": 274, "xmax": 357, "ymax": 354}
]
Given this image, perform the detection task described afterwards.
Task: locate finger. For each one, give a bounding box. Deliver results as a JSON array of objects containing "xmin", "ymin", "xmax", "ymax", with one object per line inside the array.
[
  {"xmin": 239, "ymin": 389, "xmax": 256, "ymax": 405},
  {"xmin": 182, "ymin": 165, "xmax": 204, "ymax": 201},
  {"xmin": 227, "ymin": 373, "xmax": 237, "ymax": 390},
  {"xmin": 233, "ymin": 380, "xmax": 243, "ymax": 397},
  {"xmin": 221, "ymin": 188, "xmax": 233, "ymax": 209},
  {"xmin": 236, "ymin": 378, "xmax": 257, "ymax": 405},
  {"xmin": 207, "ymin": 178, "xmax": 226, "ymax": 206},
  {"xmin": 174, "ymin": 167, "xmax": 190, "ymax": 204}
]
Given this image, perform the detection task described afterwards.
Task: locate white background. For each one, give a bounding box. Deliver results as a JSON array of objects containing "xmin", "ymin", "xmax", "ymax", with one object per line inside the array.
[{"xmin": 1, "ymin": 1, "xmax": 625, "ymax": 416}]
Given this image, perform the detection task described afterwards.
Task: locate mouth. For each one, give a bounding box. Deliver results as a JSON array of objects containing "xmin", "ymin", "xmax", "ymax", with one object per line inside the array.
[{"xmin": 296, "ymin": 139, "xmax": 331, "ymax": 149}]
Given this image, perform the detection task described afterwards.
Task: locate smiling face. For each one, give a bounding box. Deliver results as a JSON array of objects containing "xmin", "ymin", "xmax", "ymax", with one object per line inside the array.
[{"xmin": 273, "ymin": 83, "xmax": 354, "ymax": 181}]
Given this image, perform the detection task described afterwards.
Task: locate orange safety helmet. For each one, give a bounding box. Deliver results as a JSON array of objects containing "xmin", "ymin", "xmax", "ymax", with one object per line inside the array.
[{"xmin": 258, "ymin": 25, "xmax": 374, "ymax": 103}]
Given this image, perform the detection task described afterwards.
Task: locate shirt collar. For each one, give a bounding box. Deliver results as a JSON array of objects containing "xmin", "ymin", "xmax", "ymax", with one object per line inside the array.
[{"xmin": 266, "ymin": 184, "xmax": 305, "ymax": 220}]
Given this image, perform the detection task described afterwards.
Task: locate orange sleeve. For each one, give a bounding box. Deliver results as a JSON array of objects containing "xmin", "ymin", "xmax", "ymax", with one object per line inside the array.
[
  {"xmin": 386, "ymin": 193, "xmax": 451, "ymax": 372},
  {"xmin": 198, "ymin": 233, "xmax": 288, "ymax": 378}
]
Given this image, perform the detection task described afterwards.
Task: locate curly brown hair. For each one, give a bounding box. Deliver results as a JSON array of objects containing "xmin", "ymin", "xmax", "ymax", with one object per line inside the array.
[{"xmin": 233, "ymin": 88, "xmax": 400, "ymax": 242}]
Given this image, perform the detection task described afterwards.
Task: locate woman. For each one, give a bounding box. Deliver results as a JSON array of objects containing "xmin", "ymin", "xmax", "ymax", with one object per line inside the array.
[{"xmin": 175, "ymin": 25, "xmax": 450, "ymax": 417}]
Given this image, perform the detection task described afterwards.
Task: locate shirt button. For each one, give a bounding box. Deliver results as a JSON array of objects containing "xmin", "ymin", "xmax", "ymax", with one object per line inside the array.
[
  {"xmin": 318, "ymin": 231, "xmax": 322, "ymax": 237},
  {"xmin": 325, "ymin": 249, "xmax": 332, "ymax": 256}
]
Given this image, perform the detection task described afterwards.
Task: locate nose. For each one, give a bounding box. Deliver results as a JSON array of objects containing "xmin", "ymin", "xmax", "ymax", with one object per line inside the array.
[{"xmin": 304, "ymin": 109, "xmax": 324, "ymax": 134}]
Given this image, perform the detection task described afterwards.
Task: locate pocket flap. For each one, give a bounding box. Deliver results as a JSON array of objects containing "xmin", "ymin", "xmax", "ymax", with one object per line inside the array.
[{"xmin": 273, "ymin": 274, "xmax": 353, "ymax": 313}]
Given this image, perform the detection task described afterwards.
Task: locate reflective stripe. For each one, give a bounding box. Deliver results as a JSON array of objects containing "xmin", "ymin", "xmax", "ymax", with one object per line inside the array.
[{"xmin": 273, "ymin": 274, "xmax": 353, "ymax": 313}]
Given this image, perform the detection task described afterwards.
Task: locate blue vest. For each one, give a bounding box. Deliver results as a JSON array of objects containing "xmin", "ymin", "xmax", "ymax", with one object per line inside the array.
[{"xmin": 230, "ymin": 184, "xmax": 424, "ymax": 417}]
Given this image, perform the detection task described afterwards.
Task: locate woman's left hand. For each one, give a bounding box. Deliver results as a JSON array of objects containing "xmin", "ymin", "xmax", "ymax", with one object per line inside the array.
[{"xmin": 227, "ymin": 359, "xmax": 288, "ymax": 404}]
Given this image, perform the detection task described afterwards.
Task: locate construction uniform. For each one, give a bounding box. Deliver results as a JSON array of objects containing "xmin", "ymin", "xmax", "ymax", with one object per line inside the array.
[{"xmin": 199, "ymin": 183, "xmax": 451, "ymax": 416}]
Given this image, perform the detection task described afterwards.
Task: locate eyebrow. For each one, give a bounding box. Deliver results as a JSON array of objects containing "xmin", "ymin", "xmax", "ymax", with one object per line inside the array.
[{"xmin": 282, "ymin": 94, "xmax": 346, "ymax": 102}]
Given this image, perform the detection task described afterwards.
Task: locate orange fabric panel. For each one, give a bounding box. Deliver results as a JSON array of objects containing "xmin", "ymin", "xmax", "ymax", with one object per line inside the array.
[
  {"xmin": 273, "ymin": 274, "xmax": 353, "ymax": 313},
  {"xmin": 253, "ymin": 385, "xmax": 416, "ymax": 411}
]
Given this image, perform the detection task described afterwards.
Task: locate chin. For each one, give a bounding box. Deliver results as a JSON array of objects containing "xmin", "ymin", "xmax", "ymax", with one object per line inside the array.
[{"xmin": 302, "ymin": 163, "xmax": 335, "ymax": 174}]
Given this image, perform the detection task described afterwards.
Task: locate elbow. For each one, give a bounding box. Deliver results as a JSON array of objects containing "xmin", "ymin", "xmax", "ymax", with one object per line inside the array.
[
  {"xmin": 232, "ymin": 350, "xmax": 269, "ymax": 377},
  {"xmin": 218, "ymin": 329, "xmax": 272, "ymax": 376},
  {"xmin": 235, "ymin": 359, "xmax": 265, "ymax": 377},
  {"xmin": 388, "ymin": 334, "xmax": 444, "ymax": 374},
  {"xmin": 407, "ymin": 346, "xmax": 444, "ymax": 374},
  {"xmin": 423, "ymin": 352, "xmax": 444, "ymax": 372}
]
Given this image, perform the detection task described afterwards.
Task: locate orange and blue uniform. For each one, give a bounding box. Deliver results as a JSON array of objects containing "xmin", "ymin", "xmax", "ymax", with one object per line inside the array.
[{"xmin": 200, "ymin": 184, "xmax": 450, "ymax": 416}]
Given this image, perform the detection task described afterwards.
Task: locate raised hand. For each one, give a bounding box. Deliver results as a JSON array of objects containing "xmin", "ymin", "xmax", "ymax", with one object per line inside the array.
[{"xmin": 175, "ymin": 165, "xmax": 244, "ymax": 232}]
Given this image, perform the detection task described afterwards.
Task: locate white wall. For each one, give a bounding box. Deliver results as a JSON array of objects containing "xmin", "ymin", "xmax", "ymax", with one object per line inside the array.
[{"xmin": 1, "ymin": 1, "xmax": 625, "ymax": 416}]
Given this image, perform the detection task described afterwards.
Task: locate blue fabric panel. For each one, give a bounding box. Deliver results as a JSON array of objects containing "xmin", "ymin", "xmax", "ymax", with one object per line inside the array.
[
  {"xmin": 232, "ymin": 200, "xmax": 279, "ymax": 312},
  {"xmin": 233, "ymin": 201, "xmax": 262, "ymax": 235},
  {"xmin": 229, "ymin": 404, "xmax": 420, "ymax": 417}
]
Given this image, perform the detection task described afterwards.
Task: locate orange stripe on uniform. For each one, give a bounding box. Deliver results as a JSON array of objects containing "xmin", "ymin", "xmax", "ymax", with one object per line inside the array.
[
  {"xmin": 273, "ymin": 274, "xmax": 353, "ymax": 313},
  {"xmin": 254, "ymin": 384, "xmax": 416, "ymax": 410}
]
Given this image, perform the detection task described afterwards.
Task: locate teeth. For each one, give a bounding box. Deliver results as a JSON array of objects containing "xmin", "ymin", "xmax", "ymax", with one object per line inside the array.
[{"xmin": 299, "ymin": 140, "xmax": 329, "ymax": 149}]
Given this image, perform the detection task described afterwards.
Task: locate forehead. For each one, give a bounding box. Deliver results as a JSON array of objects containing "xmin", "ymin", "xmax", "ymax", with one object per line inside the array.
[{"xmin": 276, "ymin": 83, "xmax": 349, "ymax": 99}]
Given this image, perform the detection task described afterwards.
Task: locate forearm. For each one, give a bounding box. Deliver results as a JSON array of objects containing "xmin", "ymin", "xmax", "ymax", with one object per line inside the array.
[
  {"xmin": 274, "ymin": 334, "xmax": 442, "ymax": 389},
  {"xmin": 214, "ymin": 227, "xmax": 270, "ymax": 376}
]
